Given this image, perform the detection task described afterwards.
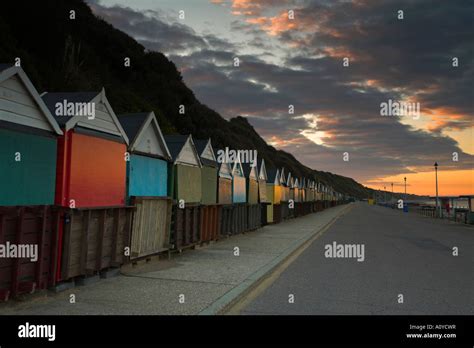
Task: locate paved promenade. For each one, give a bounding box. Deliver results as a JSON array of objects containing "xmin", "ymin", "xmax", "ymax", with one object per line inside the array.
[{"xmin": 242, "ymin": 203, "xmax": 474, "ymax": 315}]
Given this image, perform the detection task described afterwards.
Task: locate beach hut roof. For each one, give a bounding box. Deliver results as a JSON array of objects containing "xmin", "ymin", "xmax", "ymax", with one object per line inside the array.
[
  {"xmin": 257, "ymin": 158, "xmax": 268, "ymax": 181},
  {"xmin": 231, "ymin": 154, "xmax": 245, "ymax": 178},
  {"xmin": 218, "ymin": 161, "xmax": 233, "ymax": 178},
  {"xmin": 0, "ymin": 65, "xmax": 62, "ymax": 135},
  {"xmin": 195, "ymin": 138, "xmax": 218, "ymax": 167},
  {"xmin": 286, "ymin": 172, "xmax": 293, "ymax": 187},
  {"xmin": 164, "ymin": 134, "xmax": 202, "ymax": 167},
  {"xmin": 42, "ymin": 92, "xmax": 98, "ymax": 126},
  {"xmin": 214, "ymin": 147, "xmax": 232, "ymax": 178},
  {"xmin": 118, "ymin": 111, "xmax": 171, "ymax": 160},
  {"xmin": 41, "ymin": 88, "xmax": 129, "ymax": 144},
  {"xmin": 294, "ymin": 178, "xmax": 299, "ymax": 188},
  {"xmin": 280, "ymin": 168, "xmax": 286, "ymax": 185},
  {"xmin": 300, "ymin": 178, "xmax": 306, "ymax": 189},
  {"xmin": 0, "ymin": 64, "xmax": 12, "ymax": 72},
  {"xmin": 266, "ymin": 167, "xmax": 280, "ymax": 185},
  {"xmin": 242, "ymin": 162, "xmax": 258, "ymax": 181}
]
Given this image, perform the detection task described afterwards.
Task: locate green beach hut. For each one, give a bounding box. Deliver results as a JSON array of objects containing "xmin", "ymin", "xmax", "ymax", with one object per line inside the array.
[
  {"xmin": 195, "ymin": 138, "xmax": 218, "ymax": 205},
  {"xmin": 164, "ymin": 135, "xmax": 202, "ymax": 204}
]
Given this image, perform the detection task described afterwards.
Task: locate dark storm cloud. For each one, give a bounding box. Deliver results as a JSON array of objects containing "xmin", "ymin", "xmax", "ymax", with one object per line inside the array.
[
  {"xmin": 277, "ymin": 0, "xmax": 474, "ymax": 121},
  {"xmin": 88, "ymin": 1, "xmax": 235, "ymax": 54},
  {"xmin": 87, "ymin": 0, "xmax": 473, "ymax": 182}
]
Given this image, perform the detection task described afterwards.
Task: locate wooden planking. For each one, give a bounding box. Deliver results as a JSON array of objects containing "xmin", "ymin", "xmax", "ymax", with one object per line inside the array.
[
  {"xmin": 176, "ymin": 138, "xmax": 200, "ymax": 166},
  {"xmin": 59, "ymin": 207, "xmax": 132, "ymax": 281},
  {"xmin": 219, "ymin": 205, "xmax": 233, "ymax": 237},
  {"xmin": 248, "ymin": 180, "xmax": 259, "ymax": 204},
  {"xmin": 175, "ymin": 164, "xmax": 202, "ymax": 204},
  {"xmin": 201, "ymin": 166, "xmax": 218, "ymax": 205},
  {"xmin": 273, "ymin": 204, "xmax": 282, "ymax": 223},
  {"xmin": 171, "ymin": 204, "xmax": 201, "ymax": 250},
  {"xmin": 275, "ymin": 185, "xmax": 282, "ymax": 204},
  {"xmin": 218, "ymin": 178, "xmax": 232, "ymax": 204},
  {"xmin": 0, "ymin": 206, "xmax": 56, "ymax": 301},
  {"xmin": 0, "ymin": 75, "xmax": 52, "ymax": 131},
  {"xmin": 130, "ymin": 197, "xmax": 171, "ymax": 259},
  {"xmin": 247, "ymin": 204, "xmax": 261, "ymax": 231},
  {"xmin": 258, "ymin": 179, "xmax": 267, "ymax": 203},
  {"xmin": 134, "ymin": 122, "xmax": 167, "ymax": 157},
  {"xmin": 74, "ymin": 101, "xmax": 120, "ymax": 136},
  {"xmin": 266, "ymin": 184, "xmax": 274, "ymax": 223},
  {"xmin": 219, "ymin": 203, "xmax": 248, "ymax": 236},
  {"xmin": 200, "ymin": 205, "xmax": 221, "ymax": 242}
]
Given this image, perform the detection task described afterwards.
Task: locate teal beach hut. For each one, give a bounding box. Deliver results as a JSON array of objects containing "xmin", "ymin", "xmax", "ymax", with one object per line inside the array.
[
  {"xmin": 0, "ymin": 65, "xmax": 63, "ymax": 206},
  {"xmin": 118, "ymin": 112, "xmax": 171, "ymax": 201}
]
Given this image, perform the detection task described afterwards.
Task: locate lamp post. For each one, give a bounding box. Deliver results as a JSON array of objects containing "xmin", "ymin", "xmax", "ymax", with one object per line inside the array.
[
  {"xmin": 434, "ymin": 162, "xmax": 439, "ymax": 217},
  {"xmin": 404, "ymin": 177, "xmax": 407, "ymax": 200},
  {"xmin": 384, "ymin": 186, "xmax": 387, "ymax": 202}
]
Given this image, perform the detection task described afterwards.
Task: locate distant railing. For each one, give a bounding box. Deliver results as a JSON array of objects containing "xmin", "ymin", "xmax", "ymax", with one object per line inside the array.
[
  {"xmin": 377, "ymin": 201, "xmax": 472, "ymax": 225},
  {"xmin": 414, "ymin": 205, "xmax": 470, "ymax": 223},
  {"xmin": 416, "ymin": 205, "xmax": 436, "ymax": 218}
]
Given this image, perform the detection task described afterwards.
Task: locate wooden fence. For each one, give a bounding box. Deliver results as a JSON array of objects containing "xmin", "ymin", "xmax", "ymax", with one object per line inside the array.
[
  {"xmin": 130, "ymin": 197, "xmax": 172, "ymax": 260},
  {"xmin": 57, "ymin": 206, "xmax": 132, "ymax": 282},
  {"xmin": 171, "ymin": 203, "xmax": 201, "ymax": 251},
  {"xmin": 0, "ymin": 206, "xmax": 58, "ymax": 301}
]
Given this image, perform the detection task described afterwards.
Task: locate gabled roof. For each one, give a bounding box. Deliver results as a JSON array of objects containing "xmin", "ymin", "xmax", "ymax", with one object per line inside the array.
[
  {"xmin": 118, "ymin": 112, "xmax": 171, "ymax": 160},
  {"xmin": 214, "ymin": 147, "xmax": 233, "ymax": 178},
  {"xmin": 257, "ymin": 158, "xmax": 268, "ymax": 181},
  {"xmin": 164, "ymin": 135, "xmax": 188, "ymax": 160},
  {"xmin": 42, "ymin": 92, "xmax": 98, "ymax": 126},
  {"xmin": 0, "ymin": 65, "xmax": 62, "ymax": 135},
  {"xmin": 164, "ymin": 134, "xmax": 202, "ymax": 167},
  {"xmin": 117, "ymin": 112, "xmax": 148, "ymax": 142},
  {"xmin": 41, "ymin": 88, "xmax": 129, "ymax": 144},
  {"xmin": 195, "ymin": 138, "xmax": 217, "ymax": 167},
  {"xmin": 280, "ymin": 168, "xmax": 286, "ymax": 185},
  {"xmin": 219, "ymin": 162, "xmax": 233, "ymax": 178},
  {"xmin": 300, "ymin": 178, "xmax": 305, "ymax": 189},
  {"xmin": 0, "ymin": 64, "xmax": 12, "ymax": 72},
  {"xmin": 266, "ymin": 167, "xmax": 280, "ymax": 185},
  {"xmin": 232, "ymin": 155, "xmax": 245, "ymax": 178},
  {"xmin": 242, "ymin": 162, "xmax": 258, "ymax": 181},
  {"xmin": 286, "ymin": 172, "xmax": 292, "ymax": 187}
]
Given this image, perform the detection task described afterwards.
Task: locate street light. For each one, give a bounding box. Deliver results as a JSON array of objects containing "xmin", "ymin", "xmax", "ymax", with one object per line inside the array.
[
  {"xmin": 404, "ymin": 177, "xmax": 407, "ymax": 199},
  {"xmin": 434, "ymin": 162, "xmax": 440, "ymax": 217}
]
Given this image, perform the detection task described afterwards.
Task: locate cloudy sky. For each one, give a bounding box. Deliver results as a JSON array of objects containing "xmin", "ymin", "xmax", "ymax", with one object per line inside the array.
[{"xmin": 88, "ymin": 0, "xmax": 473, "ymax": 196}]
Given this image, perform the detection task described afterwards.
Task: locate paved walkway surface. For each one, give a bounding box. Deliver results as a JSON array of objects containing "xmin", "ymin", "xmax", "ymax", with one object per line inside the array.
[
  {"xmin": 241, "ymin": 202, "xmax": 474, "ymax": 315},
  {"xmin": 0, "ymin": 204, "xmax": 349, "ymax": 315}
]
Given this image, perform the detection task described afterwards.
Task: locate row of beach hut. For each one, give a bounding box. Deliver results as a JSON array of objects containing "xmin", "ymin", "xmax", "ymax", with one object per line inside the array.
[{"xmin": 0, "ymin": 65, "xmax": 347, "ymax": 301}]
